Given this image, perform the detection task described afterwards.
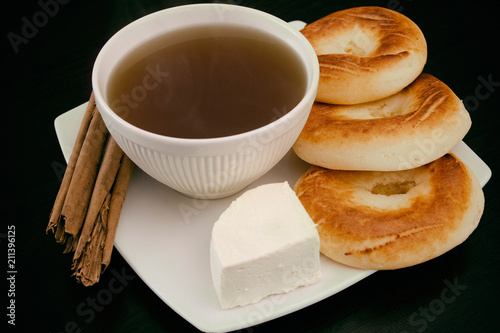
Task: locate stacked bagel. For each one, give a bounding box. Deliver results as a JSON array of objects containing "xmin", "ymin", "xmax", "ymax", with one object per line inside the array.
[{"xmin": 293, "ymin": 6, "xmax": 485, "ymax": 270}]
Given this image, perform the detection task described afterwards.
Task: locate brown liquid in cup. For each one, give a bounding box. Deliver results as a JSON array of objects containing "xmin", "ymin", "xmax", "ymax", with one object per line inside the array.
[{"xmin": 106, "ymin": 24, "xmax": 307, "ymax": 139}]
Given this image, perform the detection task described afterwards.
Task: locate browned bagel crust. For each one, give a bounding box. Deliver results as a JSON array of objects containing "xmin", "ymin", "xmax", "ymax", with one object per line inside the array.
[
  {"xmin": 292, "ymin": 74, "xmax": 471, "ymax": 171},
  {"xmin": 294, "ymin": 154, "xmax": 484, "ymax": 270},
  {"xmin": 301, "ymin": 6, "xmax": 427, "ymax": 104}
]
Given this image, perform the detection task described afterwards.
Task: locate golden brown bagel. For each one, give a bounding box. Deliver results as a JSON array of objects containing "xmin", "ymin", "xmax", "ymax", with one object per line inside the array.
[
  {"xmin": 292, "ymin": 73, "xmax": 471, "ymax": 171},
  {"xmin": 301, "ymin": 6, "xmax": 427, "ymax": 105},
  {"xmin": 294, "ymin": 154, "xmax": 484, "ymax": 270}
]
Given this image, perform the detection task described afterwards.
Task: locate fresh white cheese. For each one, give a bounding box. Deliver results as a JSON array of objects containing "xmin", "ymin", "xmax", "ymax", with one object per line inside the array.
[{"xmin": 210, "ymin": 181, "xmax": 321, "ymax": 309}]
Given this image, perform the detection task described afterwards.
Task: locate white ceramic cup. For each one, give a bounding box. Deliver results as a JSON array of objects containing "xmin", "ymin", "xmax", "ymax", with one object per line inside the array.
[{"xmin": 92, "ymin": 3, "xmax": 319, "ymax": 199}]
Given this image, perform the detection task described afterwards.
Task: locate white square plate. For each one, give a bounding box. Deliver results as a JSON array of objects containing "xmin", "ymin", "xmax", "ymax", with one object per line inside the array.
[{"xmin": 55, "ymin": 103, "xmax": 491, "ymax": 331}]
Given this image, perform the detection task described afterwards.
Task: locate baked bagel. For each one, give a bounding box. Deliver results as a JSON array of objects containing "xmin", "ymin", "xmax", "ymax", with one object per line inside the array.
[
  {"xmin": 301, "ymin": 6, "xmax": 427, "ymax": 105},
  {"xmin": 294, "ymin": 154, "xmax": 485, "ymax": 270},
  {"xmin": 292, "ymin": 73, "xmax": 471, "ymax": 171}
]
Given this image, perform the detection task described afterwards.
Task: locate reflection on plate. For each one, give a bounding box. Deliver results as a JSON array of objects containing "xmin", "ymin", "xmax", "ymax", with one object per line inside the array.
[{"xmin": 55, "ymin": 98, "xmax": 490, "ymax": 333}]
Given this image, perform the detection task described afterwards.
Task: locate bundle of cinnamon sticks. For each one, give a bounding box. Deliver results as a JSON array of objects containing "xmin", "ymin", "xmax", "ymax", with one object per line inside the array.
[{"xmin": 47, "ymin": 92, "xmax": 134, "ymax": 286}]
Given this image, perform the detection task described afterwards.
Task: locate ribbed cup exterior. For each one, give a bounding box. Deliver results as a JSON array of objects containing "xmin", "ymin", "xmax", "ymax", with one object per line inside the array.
[{"xmin": 102, "ymin": 112, "xmax": 309, "ymax": 199}]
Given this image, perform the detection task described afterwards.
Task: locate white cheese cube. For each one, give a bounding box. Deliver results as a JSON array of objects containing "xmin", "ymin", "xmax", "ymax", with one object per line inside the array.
[{"xmin": 210, "ymin": 181, "xmax": 321, "ymax": 309}]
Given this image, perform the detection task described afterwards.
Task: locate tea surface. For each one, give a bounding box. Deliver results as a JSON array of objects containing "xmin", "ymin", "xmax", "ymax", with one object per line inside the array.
[{"xmin": 106, "ymin": 24, "xmax": 307, "ymax": 138}]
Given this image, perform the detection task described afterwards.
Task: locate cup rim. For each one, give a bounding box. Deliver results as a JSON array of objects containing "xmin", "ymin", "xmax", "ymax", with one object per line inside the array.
[{"xmin": 92, "ymin": 3, "xmax": 319, "ymax": 148}]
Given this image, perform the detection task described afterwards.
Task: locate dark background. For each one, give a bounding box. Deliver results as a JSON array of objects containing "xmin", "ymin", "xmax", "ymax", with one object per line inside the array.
[{"xmin": 4, "ymin": 0, "xmax": 499, "ymax": 332}]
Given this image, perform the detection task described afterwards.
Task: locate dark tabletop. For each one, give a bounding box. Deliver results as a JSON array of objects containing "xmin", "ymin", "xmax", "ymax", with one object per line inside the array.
[{"xmin": 5, "ymin": 0, "xmax": 499, "ymax": 332}]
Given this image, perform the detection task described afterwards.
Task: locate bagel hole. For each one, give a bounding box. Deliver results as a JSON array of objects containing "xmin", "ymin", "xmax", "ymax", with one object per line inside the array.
[
  {"xmin": 368, "ymin": 93, "xmax": 410, "ymax": 118},
  {"xmin": 344, "ymin": 41, "xmax": 367, "ymax": 56},
  {"xmin": 370, "ymin": 180, "xmax": 416, "ymax": 196},
  {"xmin": 343, "ymin": 28, "xmax": 377, "ymax": 56},
  {"xmin": 318, "ymin": 27, "xmax": 377, "ymax": 56}
]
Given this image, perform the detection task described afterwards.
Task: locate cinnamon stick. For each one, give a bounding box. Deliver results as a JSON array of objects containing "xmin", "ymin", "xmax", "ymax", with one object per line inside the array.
[
  {"xmin": 73, "ymin": 136, "xmax": 124, "ymax": 261},
  {"xmin": 102, "ymin": 155, "xmax": 134, "ymax": 269},
  {"xmin": 48, "ymin": 92, "xmax": 135, "ymax": 286},
  {"xmin": 60, "ymin": 105, "xmax": 109, "ymax": 252},
  {"xmin": 73, "ymin": 193, "xmax": 111, "ymax": 286},
  {"xmin": 72, "ymin": 154, "xmax": 134, "ymax": 286},
  {"xmin": 47, "ymin": 93, "xmax": 96, "ymax": 238}
]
